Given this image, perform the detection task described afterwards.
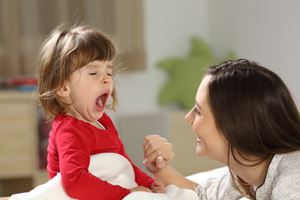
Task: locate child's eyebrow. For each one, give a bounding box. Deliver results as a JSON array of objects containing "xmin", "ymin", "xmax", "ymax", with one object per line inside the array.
[
  {"xmin": 85, "ymin": 62, "xmax": 113, "ymax": 70},
  {"xmin": 107, "ymin": 63, "xmax": 113, "ymax": 69},
  {"xmin": 85, "ymin": 64, "xmax": 96, "ymax": 69}
]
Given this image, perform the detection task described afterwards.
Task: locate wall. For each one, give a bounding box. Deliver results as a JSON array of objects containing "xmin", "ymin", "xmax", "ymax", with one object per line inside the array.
[
  {"xmin": 115, "ymin": 0, "xmax": 300, "ymax": 173},
  {"xmin": 208, "ymin": 0, "xmax": 300, "ymax": 105},
  {"xmin": 116, "ymin": 0, "xmax": 210, "ymax": 115},
  {"xmin": 116, "ymin": 0, "xmax": 300, "ymax": 116},
  {"xmin": 114, "ymin": 0, "xmax": 212, "ymax": 174}
]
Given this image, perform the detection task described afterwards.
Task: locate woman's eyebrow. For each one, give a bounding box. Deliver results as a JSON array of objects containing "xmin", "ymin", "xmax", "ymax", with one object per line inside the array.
[{"xmin": 195, "ymin": 101, "xmax": 202, "ymax": 110}]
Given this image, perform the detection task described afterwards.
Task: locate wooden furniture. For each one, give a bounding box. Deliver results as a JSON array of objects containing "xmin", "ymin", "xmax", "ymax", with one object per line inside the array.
[{"xmin": 0, "ymin": 91, "xmax": 47, "ymax": 196}]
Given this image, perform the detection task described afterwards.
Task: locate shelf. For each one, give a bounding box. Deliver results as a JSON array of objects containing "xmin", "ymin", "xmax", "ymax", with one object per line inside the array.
[{"xmin": 0, "ymin": 91, "xmax": 47, "ymax": 196}]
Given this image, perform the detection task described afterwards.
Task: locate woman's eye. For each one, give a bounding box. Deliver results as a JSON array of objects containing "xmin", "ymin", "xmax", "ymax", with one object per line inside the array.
[
  {"xmin": 89, "ymin": 72, "xmax": 97, "ymax": 75},
  {"xmin": 107, "ymin": 73, "xmax": 112, "ymax": 76},
  {"xmin": 193, "ymin": 106, "xmax": 201, "ymax": 115}
]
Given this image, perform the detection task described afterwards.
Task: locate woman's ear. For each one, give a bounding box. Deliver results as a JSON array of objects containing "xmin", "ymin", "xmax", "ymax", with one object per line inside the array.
[{"xmin": 57, "ymin": 83, "xmax": 71, "ymax": 97}]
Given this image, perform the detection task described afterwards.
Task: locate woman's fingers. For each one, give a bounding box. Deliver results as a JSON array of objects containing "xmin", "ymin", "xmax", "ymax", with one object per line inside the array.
[
  {"xmin": 144, "ymin": 135, "xmax": 169, "ymax": 157},
  {"xmin": 143, "ymin": 135, "xmax": 175, "ymax": 172},
  {"xmin": 144, "ymin": 137, "xmax": 173, "ymax": 162},
  {"xmin": 143, "ymin": 135, "xmax": 166, "ymax": 153},
  {"xmin": 155, "ymin": 155, "xmax": 166, "ymax": 169}
]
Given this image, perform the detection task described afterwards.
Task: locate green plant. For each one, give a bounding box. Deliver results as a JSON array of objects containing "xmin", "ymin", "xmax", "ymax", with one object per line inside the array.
[{"xmin": 157, "ymin": 37, "xmax": 235, "ymax": 110}]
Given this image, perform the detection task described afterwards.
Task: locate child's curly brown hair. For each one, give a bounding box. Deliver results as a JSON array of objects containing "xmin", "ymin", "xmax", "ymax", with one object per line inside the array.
[{"xmin": 37, "ymin": 25, "xmax": 118, "ymax": 118}]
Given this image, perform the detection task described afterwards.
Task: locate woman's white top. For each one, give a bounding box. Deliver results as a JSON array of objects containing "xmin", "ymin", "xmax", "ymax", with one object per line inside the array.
[{"xmin": 196, "ymin": 150, "xmax": 300, "ymax": 200}]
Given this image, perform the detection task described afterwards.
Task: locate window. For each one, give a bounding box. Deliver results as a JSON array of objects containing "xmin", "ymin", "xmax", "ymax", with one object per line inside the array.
[{"xmin": 0, "ymin": 0, "xmax": 145, "ymax": 77}]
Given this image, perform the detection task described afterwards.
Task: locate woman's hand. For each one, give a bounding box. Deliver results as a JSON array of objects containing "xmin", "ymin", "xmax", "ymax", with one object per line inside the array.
[{"xmin": 143, "ymin": 135, "xmax": 175, "ymax": 173}]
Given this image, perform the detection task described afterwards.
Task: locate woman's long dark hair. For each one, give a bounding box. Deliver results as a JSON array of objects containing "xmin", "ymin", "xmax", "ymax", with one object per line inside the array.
[{"xmin": 206, "ymin": 59, "xmax": 300, "ymax": 198}]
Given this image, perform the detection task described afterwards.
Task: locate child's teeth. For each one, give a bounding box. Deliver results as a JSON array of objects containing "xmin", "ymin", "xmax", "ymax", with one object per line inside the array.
[{"xmin": 98, "ymin": 99, "xmax": 103, "ymax": 106}]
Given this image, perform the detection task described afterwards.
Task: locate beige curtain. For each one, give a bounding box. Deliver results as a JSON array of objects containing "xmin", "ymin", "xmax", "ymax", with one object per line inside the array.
[{"xmin": 0, "ymin": 0, "xmax": 145, "ymax": 78}]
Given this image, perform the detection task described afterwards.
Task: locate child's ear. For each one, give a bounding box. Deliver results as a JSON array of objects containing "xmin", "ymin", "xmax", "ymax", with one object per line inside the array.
[{"xmin": 57, "ymin": 83, "xmax": 71, "ymax": 97}]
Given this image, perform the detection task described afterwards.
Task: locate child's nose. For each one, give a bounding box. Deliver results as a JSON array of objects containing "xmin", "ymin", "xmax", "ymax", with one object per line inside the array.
[{"xmin": 101, "ymin": 75, "xmax": 111, "ymax": 85}]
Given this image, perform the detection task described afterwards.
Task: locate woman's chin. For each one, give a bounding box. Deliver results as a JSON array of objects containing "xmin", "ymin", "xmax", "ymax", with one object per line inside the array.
[{"xmin": 195, "ymin": 144, "xmax": 206, "ymax": 156}]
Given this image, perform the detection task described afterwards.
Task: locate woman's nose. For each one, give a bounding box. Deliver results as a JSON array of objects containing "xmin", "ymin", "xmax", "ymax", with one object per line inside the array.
[{"xmin": 185, "ymin": 110, "xmax": 194, "ymax": 125}]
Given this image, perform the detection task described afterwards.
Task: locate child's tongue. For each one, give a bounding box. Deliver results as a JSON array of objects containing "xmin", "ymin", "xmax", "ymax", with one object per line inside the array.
[{"xmin": 96, "ymin": 95, "xmax": 106, "ymax": 108}]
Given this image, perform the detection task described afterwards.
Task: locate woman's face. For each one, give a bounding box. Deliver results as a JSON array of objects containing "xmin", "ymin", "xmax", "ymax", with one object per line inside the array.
[{"xmin": 185, "ymin": 75, "xmax": 228, "ymax": 163}]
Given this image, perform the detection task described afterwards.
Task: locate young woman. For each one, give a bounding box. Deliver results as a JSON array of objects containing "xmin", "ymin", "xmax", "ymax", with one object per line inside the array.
[{"xmin": 144, "ymin": 59, "xmax": 300, "ymax": 199}]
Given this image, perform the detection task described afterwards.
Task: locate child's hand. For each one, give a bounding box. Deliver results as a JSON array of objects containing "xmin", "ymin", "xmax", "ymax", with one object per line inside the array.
[
  {"xmin": 151, "ymin": 181, "xmax": 165, "ymax": 193},
  {"xmin": 130, "ymin": 186, "xmax": 152, "ymax": 193}
]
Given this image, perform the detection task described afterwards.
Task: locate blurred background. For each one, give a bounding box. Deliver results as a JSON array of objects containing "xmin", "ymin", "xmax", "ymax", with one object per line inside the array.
[{"xmin": 0, "ymin": 0, "xmax": 300, "ymax": 196}]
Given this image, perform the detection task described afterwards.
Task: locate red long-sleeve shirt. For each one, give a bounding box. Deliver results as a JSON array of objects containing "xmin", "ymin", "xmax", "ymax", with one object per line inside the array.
[{"xmin": 47, "ymin": 113, "xmax": 154, "ymax": 200}]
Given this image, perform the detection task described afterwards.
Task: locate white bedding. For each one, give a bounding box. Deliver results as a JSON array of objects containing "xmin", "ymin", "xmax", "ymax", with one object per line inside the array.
[
  {"xmin": 9, "ymin": 153, "xmax": 198, "ymax": 200},
  {"xmin": 186, "ymin": 166, "xmax": 228, "ymax": 184}
]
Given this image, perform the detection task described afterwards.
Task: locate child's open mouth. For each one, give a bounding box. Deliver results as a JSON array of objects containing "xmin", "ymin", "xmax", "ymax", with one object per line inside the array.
[{"xmin": 96, "ymin": 93, "xmax": 109, "ymax": 110}]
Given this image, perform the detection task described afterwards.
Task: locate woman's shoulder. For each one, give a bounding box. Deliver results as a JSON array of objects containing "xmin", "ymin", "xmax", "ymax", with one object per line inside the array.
[
  {"xmin": 194, "ymin": 168, "xmax": 243, "ymax": 199},
  {"xmin": 267, "ymin": 151, "xmax": 300, "ymax": 198},
  {"xmin": 272, "ymin": 151, "xmax": 300, "ymax": 183},
  {"xmin": 266, "ymin": 150, "xmax": 300, "ymax": 178},
  {"xmin": 255, "ymin": 150, "xmax": 300, "ymax": 199},
  {"xmin": 276, "ymin": 150, "xmax": 300, "ymax": 168}
]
